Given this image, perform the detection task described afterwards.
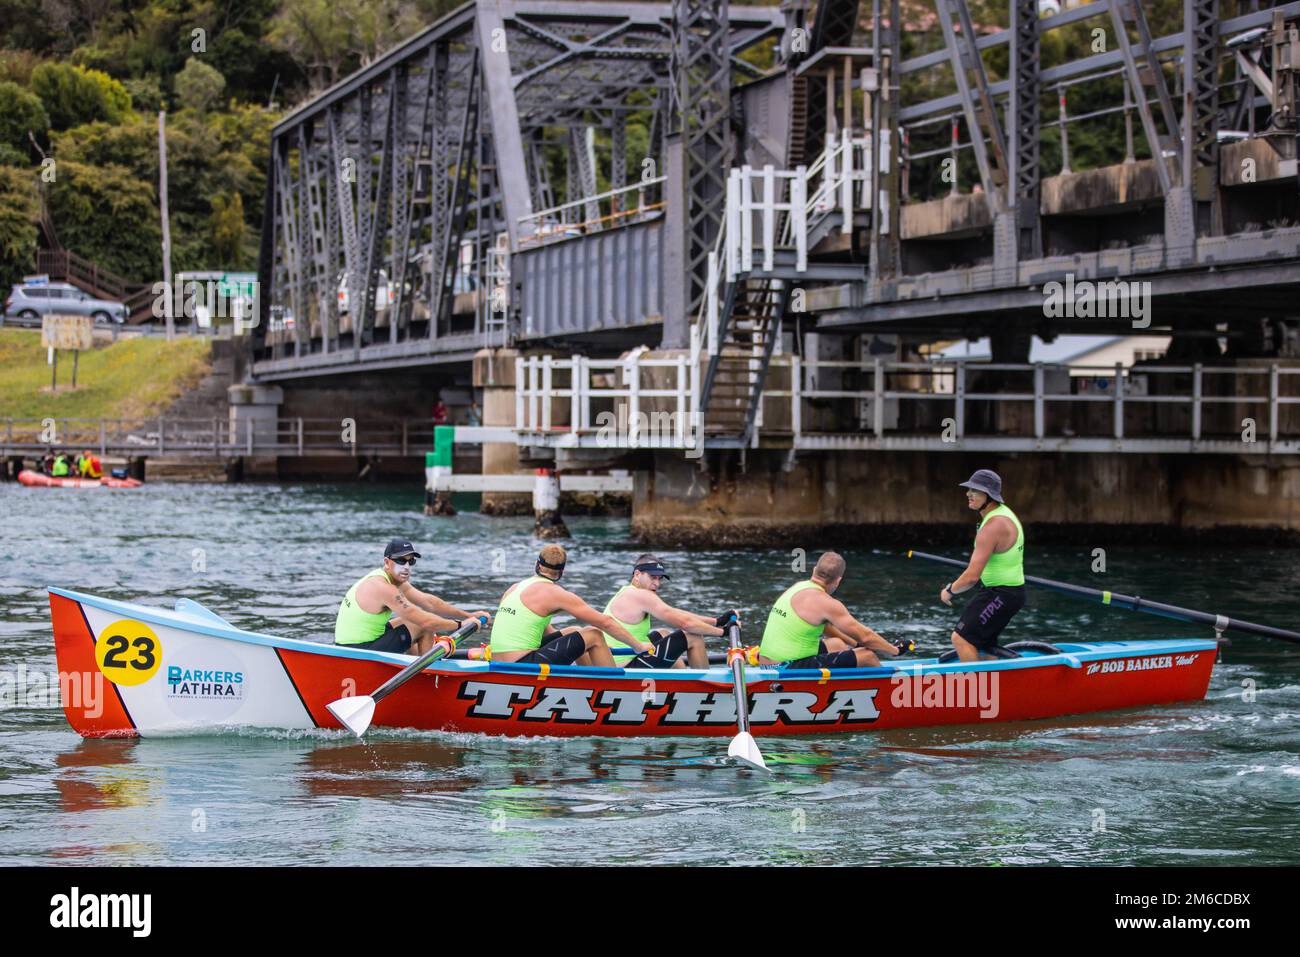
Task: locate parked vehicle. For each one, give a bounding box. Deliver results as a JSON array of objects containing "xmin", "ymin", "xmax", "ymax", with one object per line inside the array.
[{"xmin": 5, "ymin": 282, "xmax": 127, "ymax": 324}]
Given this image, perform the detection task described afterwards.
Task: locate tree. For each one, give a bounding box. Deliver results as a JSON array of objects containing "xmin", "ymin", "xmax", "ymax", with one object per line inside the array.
[
  {"xmin": 45, "ymin": 160, "xmax": 160, "ymax": 282},
  {"xmin": 0, "ymin": 165, "xmax": 41, "ymax": 291},
  {"xmin": 210, "ymin": 192, "xmax": 246, "ymax": 267},
  {"xmin": 176, "ymin": 57, "xmax": 226, "ymax": 113},
  {"xmin": 0, "ymin": 82, "xmax": 50, "ymax": 156},
  {"xmin": 30, "ymin": 62, "xmax": 131, "ymax": 130}
]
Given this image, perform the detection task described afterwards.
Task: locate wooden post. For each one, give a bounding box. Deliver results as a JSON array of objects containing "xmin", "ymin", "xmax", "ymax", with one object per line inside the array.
[
  {"xmin": 158, "ymin": 415, "xmax": 165, "ymax": 454},
  {"xmin": 873, "ymin": 358, "xmax": 884, "ymax": 437},
  {"xmin": 791, "ymin": 354, "xmax": 802, "ymax": 441},
  {"xmin": 159, "ymin": 111, "xmax": 174, "ymax": 341},
  {"xmin": 1269, "ymin": 363, "xmax": 1280, "ymax": 447},
  {"xmin": 246, "ymin": 418, "xmax": 253, "ymax": 456},
  {"xmin": 299, "ymin": 417, "xmax": 305, "ymax": 456},
  {"xmin": 213, "ymin": 415, "xmax": 219, "ymax": 455}
]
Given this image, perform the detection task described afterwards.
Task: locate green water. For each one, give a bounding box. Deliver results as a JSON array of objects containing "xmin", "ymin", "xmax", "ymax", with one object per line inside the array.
[{"xmin": 1, "ymin": 482, "xmax": 1297, "ymax": 865}]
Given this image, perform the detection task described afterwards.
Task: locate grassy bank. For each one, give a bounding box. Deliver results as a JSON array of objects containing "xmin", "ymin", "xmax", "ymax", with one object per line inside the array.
[{"xmin": 0, "ymin": 329, "xmax": 210, "ymax": 421}]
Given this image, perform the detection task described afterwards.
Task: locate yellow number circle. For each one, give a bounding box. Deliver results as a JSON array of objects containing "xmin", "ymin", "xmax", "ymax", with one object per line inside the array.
[{"xmin": 95, "ymin": 620, "xmax": 162, "ymax": 686}]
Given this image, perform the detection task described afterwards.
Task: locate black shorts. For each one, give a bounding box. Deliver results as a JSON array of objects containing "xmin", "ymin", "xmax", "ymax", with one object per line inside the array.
[
  {"xmin": 516, "ymin": 630, "xmax": 587, "ymax": 666},
  {"xmin": 955, "ymin": 585, "xmax": 1026, "ymax": 649},
  {"xmin": 782, "ymin": 640, "xmax": 859, "ymax": 670},
  {"xmin": 346, "ymin": 621, "xmax": 414, "ymax": 654},
  {"xmin": 623, "ymin": 629, "xmax": 690, "ymax": 669}
]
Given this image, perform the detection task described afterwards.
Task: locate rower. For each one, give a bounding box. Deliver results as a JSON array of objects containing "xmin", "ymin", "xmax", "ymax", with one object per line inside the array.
[
  {"xmin": 759, "ymin": 552, "xmax": 908, "ymax": 668},
  {"xmin": 939, "ymin": 469, "xmax": 1027, "ymax": 662},
  {"xmin": 577, "ymin": 554, "xmax": 737, "ymax": 669},
  {"xmin": 488, "ymin": 544, "xmax": 656, "ymax": 666},
  {"xmin": 334, "ymin": 539, "xmax": 491, "ymax": 656}
]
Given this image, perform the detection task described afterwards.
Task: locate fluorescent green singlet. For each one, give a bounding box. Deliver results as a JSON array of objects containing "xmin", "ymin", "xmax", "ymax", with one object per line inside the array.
[
  {"xmin": 759, "ymin": 581, "xmax": 826, "ymax": 662},
  {"xmin": 601, "ymin": 584, "xmax": 653, "ymax": 650},
  {"xmin": 334, "ymin": 568, "xmax": 395, "ymax": 644},
  {"xmin": 490, "ymin": 576, "xmax": 556, "ymax": 653},
  {"xmin": 978, "ymin": 504, "xmax": 1025, "ymax": 587}
]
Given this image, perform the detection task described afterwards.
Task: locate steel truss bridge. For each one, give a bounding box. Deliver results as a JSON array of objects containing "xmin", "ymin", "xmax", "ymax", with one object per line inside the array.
[{"xmin": 256, "ymin": 0, "xmax": 1300, "ymax": 450}]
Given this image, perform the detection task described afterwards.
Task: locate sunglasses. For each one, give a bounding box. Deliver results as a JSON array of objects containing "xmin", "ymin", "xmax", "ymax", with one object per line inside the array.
[{"xmin": 390, "ymin": 556, "xmax": 417, "ymax": 566}]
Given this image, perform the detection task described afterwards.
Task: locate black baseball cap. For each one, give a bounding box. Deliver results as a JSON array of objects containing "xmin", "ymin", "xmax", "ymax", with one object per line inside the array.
[{"xmin": 384, "ymin": 539, "xmax": 421, "ymax": 560}]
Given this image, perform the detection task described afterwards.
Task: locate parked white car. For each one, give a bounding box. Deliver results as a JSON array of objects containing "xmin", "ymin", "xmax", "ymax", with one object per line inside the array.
[{"xmin": 5, "ymin": 282, "xmax": 127, "ymax": 323}]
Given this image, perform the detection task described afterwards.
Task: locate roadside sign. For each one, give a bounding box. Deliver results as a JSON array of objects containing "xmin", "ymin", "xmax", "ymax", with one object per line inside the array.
[{"xmin": 41, "ymin": 314, "xmax": 93, "ymax": 351}]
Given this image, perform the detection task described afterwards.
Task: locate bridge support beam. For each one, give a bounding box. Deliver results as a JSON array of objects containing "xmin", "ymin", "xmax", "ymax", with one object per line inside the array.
[{"xmin": 473, "ymin": 347, "xmax": 530, "ymax": 515}]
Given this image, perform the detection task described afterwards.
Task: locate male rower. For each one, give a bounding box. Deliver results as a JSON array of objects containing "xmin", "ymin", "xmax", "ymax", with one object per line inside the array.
[
  {"xmin": 758, "ymin": 551, "xmax": 909, "ymax": 668},
  {"xmin": 577, "ymin": 554, "xmax": 738, "ymax": 669},
  {"xmin": 334, "ymin": 539, "xmax": 491, "ymax": 655},
  {"xmin": 488, "ymin": 544, "xmax": 657, "ymax": 666},
  {"xmin": 938, "ymin": 469, "xmax": 1027, "ymax": 662}
]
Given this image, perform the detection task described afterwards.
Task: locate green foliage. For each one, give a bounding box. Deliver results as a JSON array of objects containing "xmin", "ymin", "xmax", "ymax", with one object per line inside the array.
[
  {"xmin": 210, "ymin": 192, "xmax": 246, "ymax": 266},
  {"xmin": 0, "ymin": 81, "xmax": 50, "ymax": 156},
  {"xmin": 176, "ymin": 58, "xmax": 226, "ymax": 113},
  {"xmin": 0, "ymin": 165, "xmax": 40, "ymax": 291},
  {"xmin": 123, "ymin": 76, "xmax": 165, "ymax": 114},
  {"xmin": 31, "ymin": 63, "xmax": 132, "ymax": 131},
  {"xmin": 44, "ymin": 160, "xmax": 161, "ymax": 282}
]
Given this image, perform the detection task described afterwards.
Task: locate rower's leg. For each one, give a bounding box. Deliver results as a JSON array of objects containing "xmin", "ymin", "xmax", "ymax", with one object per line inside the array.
[
  {"xmin": 951, "ymin": 631, "xmax": 980, "ymax": 663},
  {"xmin": 852, "ymin": 648, "xmax": 882, "ymax": 667},
  {"xmin": 573, "ymin": 626, "xmax": 602, "ymax": 667},
  {"xmin": 581, "ymin": 630, "xmax": 616, "ymax": 667},
  {"xmin": 684, "ymin": 633, "xmax": 708, "ymax": 668}
]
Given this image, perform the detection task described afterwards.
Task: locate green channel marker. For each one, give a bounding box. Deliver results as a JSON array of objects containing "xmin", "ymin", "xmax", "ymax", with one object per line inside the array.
[{"xmin": 433, "ymin": 425, "xmax": 454, "ymax": 468}]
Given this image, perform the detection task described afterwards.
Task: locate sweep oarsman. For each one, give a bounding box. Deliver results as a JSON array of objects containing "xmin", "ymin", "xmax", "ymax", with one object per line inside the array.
[
  {"xmin": 489, "ymin": 544, "xmax": 656, "ymax": 666},
  {"xmin": 759, "ymin": 552, "xmax": 910, "ymax": 668},
  {"xmin": 335, "ymin": 539, "xmax": 492, "ymax": 655},
  {"xmin": 938, "ymin": 469, "xmax": 1027, "ymax": 662},
  {"xmin": 578, "ymin": 554, "xmax": 738, "ymax": 669}
]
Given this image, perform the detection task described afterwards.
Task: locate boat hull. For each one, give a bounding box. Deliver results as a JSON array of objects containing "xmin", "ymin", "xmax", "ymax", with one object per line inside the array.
[
  {"xmin": 49, "ymin": 588, "xmax": 1218, "ymax": 740},
  {"xmin": 18, "ymin": 470, "xmax": 141, "ymax": 489}
]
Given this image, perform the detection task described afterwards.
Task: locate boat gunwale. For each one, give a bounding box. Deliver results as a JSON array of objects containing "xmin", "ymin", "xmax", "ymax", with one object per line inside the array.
[{"xmin": 50, "ymin": 587, "xmax": 1219, "ymax": 685}]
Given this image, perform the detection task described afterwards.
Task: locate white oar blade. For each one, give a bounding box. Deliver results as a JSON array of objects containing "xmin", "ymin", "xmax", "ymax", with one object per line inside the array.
[
  {"xmin": 326, "ymin": 695, "xmax": 376, "ymax": 739},
  {"xmin": 727, "ymin": 731, "xmax": 768, "ymax": 771}
]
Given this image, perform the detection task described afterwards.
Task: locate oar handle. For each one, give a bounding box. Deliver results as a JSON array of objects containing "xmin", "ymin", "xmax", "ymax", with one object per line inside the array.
[
  {"xmin": 370, "ymin": 615, "xmax": 487, "ymax": 703},
  {"xmin": 907, "ymin": 550, "xmax": 1300, "ymax": 645}
]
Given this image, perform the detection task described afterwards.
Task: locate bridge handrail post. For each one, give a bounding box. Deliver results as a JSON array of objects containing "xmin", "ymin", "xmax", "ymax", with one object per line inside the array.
[
  {"xmin": 791, "ymin": 354, "xmax": 802, "ymax": 441},
  {"xmin": 99, "ymin": 419, "xmax": 106, "ymax": 456},
  {"xmin": 213, "ymin": 416, "xmax": 218, "ymax": 456},
  {"xmin": 955, "ymin": 361, "xmax": 966, "ymax": 439},
  {"xmin": 300, "ymin": 417, "xmax": 306, "ymax": 456},
  {"xmin": 570, "ymin": 354, "xmax": 580, "ymax": 434},
  {"xmin": 726, "ymin": 169, "xmax": 740, "ymax": 281},
  {"xmin": 740, "ymin": 164, "xmax": 754, "ymax": 274},
  {"xmin": 528, "ymin": 357, "xmax": 540, "ymax": 432},
  {"xmin": 627, "ymin": 351, "xmax": 640, "ymax": 448},
  {"xmin": 675, "ymin": 355, "xmax": 687, "ymax": 446},
  {"xmin": 874, "ymin": 358, "xmax": 885, "ymax": 438},
  {"xmin": 762, "ymin": 164, "xmax": 776, "ymax": 272},
  {"xmin": 541, "ymin": 355, "xmax": 553, "ymax": 431},
  {"xmin": 1033, "ymin": 364, "xmax": 1045, "ymax": 439},
  {"xmin": 1192, "ymin": 363, "xmax": 1203, "ymax": 440},
  {"xmin": 1113, "ymin": 362, "xmax": 1125, "ymax": 441},
  {"xmin": 515, "ymin": 357, "xmax": 525, "ymax": 430},
  {"xmin": 158, "ymin": 416, "xmax": 164, "ymax": 455},
  {"xmin": 1269, "ymin": 363, "xmax": 1280, "ymax": 448},
  {"xmin": 246, "ymin": 417, "xmax": 253, "ymax": 456},
  {"xmin": 840, "ymin": 128, "xmax": 853, "ymax": 228},
  {"xmin": 792, "ymin": 166, "xmax": 807, "ymax": 272}
]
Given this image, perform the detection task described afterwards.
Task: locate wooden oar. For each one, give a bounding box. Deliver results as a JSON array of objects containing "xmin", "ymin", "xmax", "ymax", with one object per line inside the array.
[
  {"xmin": 907, "ymin": 550, "xmax": 1300, "ymax": 645},
  {"xmin": 326, "ymin": 615, "xmax": 488, "ymax": 738},
  {"xmin": 724, "ymin": 621, "xmax": 767, "ymax": 770}
]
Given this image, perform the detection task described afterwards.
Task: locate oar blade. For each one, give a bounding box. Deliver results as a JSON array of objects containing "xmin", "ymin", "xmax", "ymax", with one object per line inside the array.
[
  {"xmin": 727, "ymin": 731, "xmax": 768, "ymax": 771},
  {"xmin": 326, "ymin": 695, "xmax": 376, "ymax": 739}
]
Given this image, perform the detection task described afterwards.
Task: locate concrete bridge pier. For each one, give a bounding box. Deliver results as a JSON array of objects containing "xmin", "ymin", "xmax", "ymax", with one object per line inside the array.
[
  {"xmin": 228, "ymin": 384, "xmax": 284, "ymax": 479},
  {"xmin": 474, "ymin": 348, "xmax": 531, "ymax": 515}
]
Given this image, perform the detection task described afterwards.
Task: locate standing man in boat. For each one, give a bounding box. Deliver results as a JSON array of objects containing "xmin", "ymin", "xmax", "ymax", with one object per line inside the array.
[
  {"xmin": 334, "ymin": 539, "xmax": 491, "ymax": 656},
  {"xmin": 758, "ymin": 552, "xmax": 909, "ymax": 668},
  {"xmin": 577, "ymin": 554, "xmax": 737, "ymax": 669},
  {"xmin": 488, "ymin": 544, "xmax": 657, "ymax": 666},
  {"xmin": 938, "ymin": 469, "xmax": 1027, "ymax": 662}
]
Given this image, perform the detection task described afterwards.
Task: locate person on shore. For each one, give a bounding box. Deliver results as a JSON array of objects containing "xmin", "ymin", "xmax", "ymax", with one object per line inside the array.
[
  {"xmin": 577, "ymin": 554, "xmax": 736, "ymax": 669},
  {"xmin": 758, "ymin": 552, "xmax": 909, "ymax": 668},
  {"xmin": 487, "ymin": 544, "xmax": 656, "ymax": 666},
  {"xmin": 77, "ymin": 449, "xmax": 103, "ymax": 479},
  {"xmin": 466, "ymin": 400, "xmax": 482, "ymax": 427},
  {"xmin": 431, "ymin": 397, "xmax": 449, "ymax": 426},
  {"xmin": 334, "ymin": 539, "xmax": 491, "ymax": 655},
  {"xmin": 50, "ymin": 453, "xmax": 70, "ymax": 478},
  {"xmin": 938, "ymin": 469, "xmax": 1027, "ymax": 662}
]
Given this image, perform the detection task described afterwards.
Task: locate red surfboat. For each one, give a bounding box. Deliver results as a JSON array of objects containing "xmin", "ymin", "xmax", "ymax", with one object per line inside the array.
[
  {"xmin": 19, "ymin": 470, "xmax": 142, "ymax": 489},
  {"xmin": 48, "ymin": 588, "xmax": 1219, "ymax": 740}
]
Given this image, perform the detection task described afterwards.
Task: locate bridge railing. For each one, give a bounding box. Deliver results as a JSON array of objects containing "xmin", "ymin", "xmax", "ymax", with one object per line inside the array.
[
  {"xmin": 510, "ymin": 354, "xmax": 1300, "ymax": 454},
  {"xmin": 514, "ymin": 352, "xmax": 699, "ymax": 448},
  {"xmin": 0, "ymin": 417, "xmax": 444, "ymax": 458}
]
